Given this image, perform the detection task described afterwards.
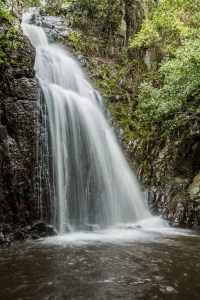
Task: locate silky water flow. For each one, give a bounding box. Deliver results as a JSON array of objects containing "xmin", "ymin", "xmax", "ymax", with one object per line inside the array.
[{"xmin": 21, "ymin": 17, "xmax": 152, "ymax": 234}]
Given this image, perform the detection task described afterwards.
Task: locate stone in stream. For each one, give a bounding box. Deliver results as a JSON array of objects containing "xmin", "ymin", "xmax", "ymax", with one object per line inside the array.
[
  {"xmin": 46, "ymin": 225, "xmax": 58, "ymax": 236},
  {"xmin": 127, "ymin": 225, "xmax": 142, "ymax": 229},
  {"xmin": 0, "ymin": 232, "xmax": 5, "ymax": 245}
]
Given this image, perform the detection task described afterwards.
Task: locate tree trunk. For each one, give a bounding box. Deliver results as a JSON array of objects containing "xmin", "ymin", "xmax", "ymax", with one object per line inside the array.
[{"xmin": 124, "ymin": 0, "xmax": 144, "ymax": 42}]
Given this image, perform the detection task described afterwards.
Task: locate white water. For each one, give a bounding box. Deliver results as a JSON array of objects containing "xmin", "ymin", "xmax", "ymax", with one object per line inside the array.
[{"xmin": 21, "ymin": 18, "xmax": 155, "ymax": 234}]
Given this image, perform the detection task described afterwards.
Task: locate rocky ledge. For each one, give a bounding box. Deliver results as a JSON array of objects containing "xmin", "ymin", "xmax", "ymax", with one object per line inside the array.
[{"xmin": 26, "ymin": 9, "xmax": 70, "ymax": 43}]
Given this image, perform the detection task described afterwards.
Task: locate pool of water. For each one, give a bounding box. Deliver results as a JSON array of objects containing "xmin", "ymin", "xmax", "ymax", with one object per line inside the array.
[{"xmin": 0, "ymin": 227, "xmax": 200, "ymax": 300}]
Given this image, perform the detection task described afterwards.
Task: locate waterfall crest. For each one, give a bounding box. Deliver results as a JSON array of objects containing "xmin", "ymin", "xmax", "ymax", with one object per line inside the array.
[{"xmin": 21, "ymin": 19, "xmax": 150, "ymax": 233}]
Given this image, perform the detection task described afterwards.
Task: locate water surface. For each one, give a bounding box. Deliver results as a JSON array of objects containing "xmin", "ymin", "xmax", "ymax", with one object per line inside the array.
[{"xmin": 1, "ymin": 228, "xmax": 200, "ymax": 300}]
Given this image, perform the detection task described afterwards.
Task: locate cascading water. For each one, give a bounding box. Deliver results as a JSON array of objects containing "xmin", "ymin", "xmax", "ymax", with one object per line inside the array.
[{"xmin": 21, "ymin": 16, "xmax": 151, "ymax": 233}]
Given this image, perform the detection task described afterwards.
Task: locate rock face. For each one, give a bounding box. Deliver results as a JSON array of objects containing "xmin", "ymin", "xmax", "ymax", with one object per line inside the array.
[
  {"xmin": 128, "ymin": 132, "xmax": 200, "ymax": 228},
  {"xmin": 0, "ymin": 6, "xmax": 49, "ymax": 245},
  {"xmin": 28, "ymin": 11, "xmax": 70, "ymax": 43},
  {"xmin": 0, "ymin": 37, "xmax": 41, "ymax": 244}
]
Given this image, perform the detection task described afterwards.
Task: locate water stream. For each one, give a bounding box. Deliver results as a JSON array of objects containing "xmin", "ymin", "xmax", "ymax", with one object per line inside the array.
[{"xmin": 21, "ymin": 17, "xmax": 152, "ymax": 233}]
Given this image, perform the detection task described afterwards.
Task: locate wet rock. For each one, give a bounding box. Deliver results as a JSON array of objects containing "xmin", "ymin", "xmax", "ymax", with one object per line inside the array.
[
  {"xmin": 173, "ymin": 203, "xmax": 185, "ymax": 227},
  {"xmin": 0, "ymin": 21, "xmax": 43, "ymax": 244},
  {"xmin": 0, "ymin": 232, "xmax": 5, "ymax": 245},
  {"xmin": 9, "ymin": 78, "xmax": 38, "ymax": 100},
  {"xmin": 29, "ymin": 221, "xmax": 47, "ymax": 237},
  {"xmin": 77, "ymin": 55, "xmax": 86, "ymax": 67},
  {"xmin": 80, "ymin": 224, "xmax": 100, "ymax": 232},
  {"xmin": 28, "ymin": 12, "xmax": 70, "ymax": 44},
  {"xmin": 166, "ymin": 194, "xmax": 187, "ymax": 226},
  {"xmin": 188, "ymin": 172, "xmax": 200, "ymax": 201},
  {"xmin": 127, "ymin": 225, "xmax": 142, "ymax": 229},
  {"xmin": 2, "ymin": 225, "xmax": 12, "ymax": 234},
  {"xmin": 46, "ymin": 225, "xmax": 58, "ymax": 236},
  {"xmin": 1, "ymin": 27, "xmax": 56, "ymax": 252},
  {"xmin": 39, "ymin": 232, "xmax": 47, "ymax": 238},
  {"xmin": 78, "ymin": 59, "xmax": 86, "ymax": 68},
  {"xmin": 8, "ymin": 234, "xmax": 15, "ymax": 243},
  {"xmin": 5, "ymin": 238, "xmax": 11, "ymax": 247},
  {"xmin": 32, "ymin": 234, "xmax": 39, "ymax": 240},
  {"xmin": 130, "ymin": 132, "xmax": 200, "ymax": 227},
  {"xmin": 14, "ymin": 229, "xmax": 28, "ymax": 240},
  {"xmin": 173, "ymin": 177, "xmax": 190, "ymax": 191},
  {"xmin": 80, "ymin": 224, "xmax": 93, "ymax": 232}
]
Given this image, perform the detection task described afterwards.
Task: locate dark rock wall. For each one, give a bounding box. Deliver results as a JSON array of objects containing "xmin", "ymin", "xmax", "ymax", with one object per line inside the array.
[
  {"xmin": 0, "ymin": 10, "xmax": 68, "ymax": 245},
  {"xmin": 0, "ymin": 15, "xmax": 48, "ymax": 244},
  {"xmin": 0, "ymin": 35, "xmax": 39, "ymax": 242},
  {"xmin": 127, "ymin": 131, "xmax": 200, "ymax": 228}
]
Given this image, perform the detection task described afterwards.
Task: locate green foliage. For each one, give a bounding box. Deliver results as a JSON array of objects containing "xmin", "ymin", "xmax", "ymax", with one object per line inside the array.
[
  {"xmin": 129, "ymin": 21, "xmax": 160, "ymax": 49},
  {"xmin": 0, "ymin": 4, "xmax": 13, "ymax": 23},
  {"xmin": 24, "ymin": 0, "xmax": 42, "ymax": 10},
  {"xmin": 129, "ymin": 0, "xmax": 200, "ymax": 55},
  {"xmin": 24, "ymin": 0, "xmax": 67, "ymax": 14},
  {"xmin": 121, "ymin": 0, "xmax": 200, "ymax": 141},
  {"xmin": 67, "ymin": 0, "xmax": 123, "ymax": 37},
  {"xmin": 0, "ymin": 6, "xmax": 17, "ymax": 64},
  {"xmin": 135, "ymin": 38, "xmax": 200, "ymax": 128},
  {"xmin": 0, "ymin": 26, "xmax": 23, "ymax": 64}
]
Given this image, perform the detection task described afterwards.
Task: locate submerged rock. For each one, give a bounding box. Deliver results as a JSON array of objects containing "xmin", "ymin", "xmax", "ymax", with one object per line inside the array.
[
  {"xmin": 127, "ymin": 225, "xmax": 142, "ymax": 230},
  {"xmin": 32, "ymin": 234, "xmax": 39, "ymax": 240}
]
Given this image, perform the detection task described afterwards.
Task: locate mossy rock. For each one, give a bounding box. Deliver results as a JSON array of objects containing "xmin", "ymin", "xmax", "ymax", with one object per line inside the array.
[{"xmin": 188, "ymin": 172, "xmax": 200, "ymax": 201}]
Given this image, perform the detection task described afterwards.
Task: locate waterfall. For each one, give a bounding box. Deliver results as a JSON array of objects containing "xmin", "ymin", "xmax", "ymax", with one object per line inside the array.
[{"xmin": 21, "ymin": 19, "xmax": 150, "ymax": 233}]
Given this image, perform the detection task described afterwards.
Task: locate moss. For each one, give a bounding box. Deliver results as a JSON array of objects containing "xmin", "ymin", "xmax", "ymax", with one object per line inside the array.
[
  {"xmin": 0, "ymin": 4, "xmax": 13, "ymax": 24},
  {"xmin": 0, "ymin": 26, "xmax": 24, "ymax": 65}
]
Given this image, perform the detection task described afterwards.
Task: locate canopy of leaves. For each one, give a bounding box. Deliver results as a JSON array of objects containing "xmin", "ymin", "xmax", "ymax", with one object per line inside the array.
[
  {"xmin": 135, "ymin": 39, "xmax": 200, "ymax": 124},
  {"xmin": 130, "ymin": 0, "xmax": 200, "ymax": 54},
  {"xmin": 129, "ymin": 0, "xmax": 200, "ymax": 135},
  {"xmin": 24, "ymin": 0, "xmax": 67, "ymax": 13}
]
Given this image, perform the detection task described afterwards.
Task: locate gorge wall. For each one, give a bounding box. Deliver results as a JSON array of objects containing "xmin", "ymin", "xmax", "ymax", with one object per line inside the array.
[{"xmin": 0, "ymin": 1, "xmax": 48, "ymax": 246}]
